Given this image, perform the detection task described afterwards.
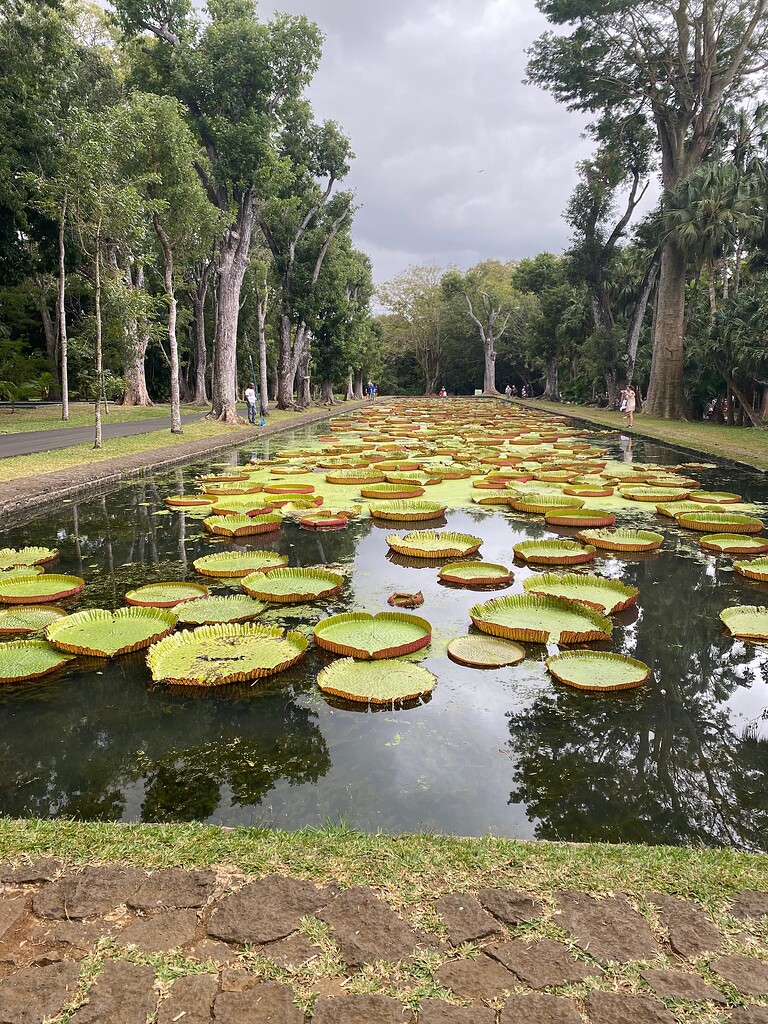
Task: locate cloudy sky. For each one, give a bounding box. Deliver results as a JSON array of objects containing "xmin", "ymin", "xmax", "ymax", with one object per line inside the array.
[{"xmin": 272, "ymin": 0, "xmax": 593, "ymax": 285}]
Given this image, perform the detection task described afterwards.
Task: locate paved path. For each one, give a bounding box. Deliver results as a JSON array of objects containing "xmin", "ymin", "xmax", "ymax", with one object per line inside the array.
[
  {"xmin": 0, "ymin": 414, "xmax": 204, "ymax": 459},
  {"xmin": 0, "ymin": 859, "xmax": 766, "ymax": 1021}
]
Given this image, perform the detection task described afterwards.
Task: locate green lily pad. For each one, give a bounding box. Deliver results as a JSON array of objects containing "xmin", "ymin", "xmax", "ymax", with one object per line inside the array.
[
  {"xmin": 369, "ymin": 500, "xmax": 446, "ymax": 521},
  {"xmin": 655, "ymin": 500, "xmax": 725, "ymax": 518},
  {"xmin": 619, "ymin": 485, "xmax": 691, "ymax": 502},
  {"xmin": 0, "ymin": 547, "xmax": 58, "ymax": 570},
  {"xmin": 0, "ymin": 639, "xmax": 75, "ymax": 683},
  {"xmin": 146, "ymin": 622, "xmax": 308, "ymax": 686},
  {"xmin": 546, "ymin": 650, "xmax": 650, "ymax": 691},
  {"xmin": 734, "ymin": 557, "xmax": 768, "ymax": 582},
  {"xmin": 544, "ymin": 509, "xmax": 616, "ymax": 528},
  {"xmin": 469, "ymin": 594, "xmax": 612, "ymax": 644},
  {"xmin": 386, "ymin": 531, "xmax": 483, "ymax": 559},
  {"xmin": 165, "ymin": 495, "xmax": 213, "ymax": 509},
  {"xmin": 699, "ymin": 535, "xmax": 768, "ymax": 555},
  {"xmin": 46, "ymin": 607, "xmax": 177, "ymax": 657},
  {"xmin": 510, "ymin": 493, "xmax": 585, "ymax": 513},
  {"xmin": 0, "ymin": 574, "xmax": 85, "ymax": 604},
  {"xmin": 210, "ymin": 495, "xmax": 276, "ymax": 516},
  {"xmin": 689, "ymin": 491, "xmax": 743, "ymax": 504},
  {"xmin": 676, "ymin": 512, "xmax": 764, "ymax": 534},
  {"xmin": 0, "ymin": 606, "xmax": 68, "ymax": 637},
  {"xmin": 325, "ymin": 467, "xmax": 385, "ymax": 484},
  {"xmin": 523, "ymin": 572, "xmax": 638, "ymax": 613},
  {"xmin": 439, "ymin": 562, "xmax": 514, "ymax": 586},
  {"xmin": 361, "ymin": 483, "xmax": 425, "ymax": 500},
  {"xmin": 175, "ymin": 595, "xmax": 267, "ymax": 625},
  {"xmin": 193, "ymin": 550, "xmax": 288, "ymax": 578},
  {"xmin": 314, "ymin": 611, "xmax": 432, "ymax": 659},
  {"xmin": 317, "ymin": 657, "xmax": 436, "ymax": 705},
  {"xmin": 720, "ymin": 605, "xmax": 768, "ymax": 642},
  {"xmin": 447, "ymin": 635, "xmax": 525, "ymax": 667},
  {"xmin": 0, "ymin": 566, "xmax": 45, "ymax": 580},
  {"xmin": 514, "ymin": 540, "xmax": 596, "ymax": 566},
  {"xmin": 242, "ymin": 567, "xmax": 344, "ymax": 604},
  {"xmin": 125, "ymin": 582, "xmax": 210, "ymax": 607},
  {"xmin": 576, "ymin": 529, "xmax": 663, "ymax": 552},
  {"xmin": 203, "ymin": 514, "xmax": 282, "ymax": 537}
]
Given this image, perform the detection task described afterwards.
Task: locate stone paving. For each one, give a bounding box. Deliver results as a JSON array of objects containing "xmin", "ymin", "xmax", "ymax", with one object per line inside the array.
[{"xmin": 0, "ymin": 859, "xmax": 767, "ymax": 1022}]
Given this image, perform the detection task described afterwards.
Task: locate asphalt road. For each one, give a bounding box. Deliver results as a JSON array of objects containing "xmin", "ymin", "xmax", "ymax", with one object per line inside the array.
[{"xmin": 0, "ymin": 414, "xmax": 205, "ymax": 459}]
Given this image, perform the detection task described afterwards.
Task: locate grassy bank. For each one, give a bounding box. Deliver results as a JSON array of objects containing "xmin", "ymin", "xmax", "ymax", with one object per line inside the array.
[
  {"xmin": 0, "ymin": 402, "xmax": 173, "ymax": 433},
  {"xmin": 0, "ymin": 409, "xmax": 298, "ymax": 484},
  {"xmin": 1, "ymin": 820, "xmax": 765, "ymax": 906},
  {"xmin": 523, "ymin": 399, "xmax": 768, "ymax": 472}
]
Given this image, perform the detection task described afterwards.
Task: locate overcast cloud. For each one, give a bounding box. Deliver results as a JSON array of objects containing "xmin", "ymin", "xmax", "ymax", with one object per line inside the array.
[{"xmin": 272, "ymin": 0, "xmax": 593, "ymax": 284}]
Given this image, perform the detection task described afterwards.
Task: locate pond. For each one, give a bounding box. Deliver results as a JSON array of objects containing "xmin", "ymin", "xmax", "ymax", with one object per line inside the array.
[{"xmin": 0, "ymin": 401, "xmax": 766, "ymax": 851}]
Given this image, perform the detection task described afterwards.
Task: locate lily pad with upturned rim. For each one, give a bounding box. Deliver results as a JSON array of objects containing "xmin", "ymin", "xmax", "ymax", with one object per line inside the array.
[
  {"xmin": 510, "ymin": 494, "xmax": 585, "ymax": 514},
  {"xmin": 0, "ymin": 605, "xmax": 68, "ymax": 637},
  {"xmin": 369, "ymin": 500, "xmax": 447, "ymax": 521},
  {"xmin": 720, "ymin": 605, "xmax": 768, "ymax": 641},
  {"xmin": 619, "ymin": 486, "xmax": 691, "ymax": 502},
  {"xmin": 733, "ymin": 557, "xmax": 768, "ymax": 582},
  {"xmin": 0, "ymin": 566, "xmax": 45, "ymax": 581},
  {"xmin": 689, "ymin": 491, "xmax": 743, "ymax": 504},
  {"xmin": 242, "ymin": 567, "xmax": 344, "ymax": 604},
  {"xmin": 544, "ymin": 509, "xmax": 616, "ymax": 528},
  {"xmin": 699, "ymin": 534, "xmax": 768, "ymax": 555},
  {"xmin": 193, "ymin": 550, "xmax": 288, "ymax": 578},
  {"xmin": 447, "ymin": 634, "xmax": 525, "ymax": 667},
  {"xmin": 314, "ymin": 611, "xmax": 431, "ymax": 659},
  {"xmin": 469, "ymin": 594, "xmax": 612, "ymax": 644},
  {"xmin": 514, "ymin": 540, "xmax": 596, "ymax": 566},
  {"xmin": 656, "ymin": 500, "xmax": 726, "ymax": 518},
  {"xmin": 576, "ymin": 528, "xmax": 663, "ymax": 552},
  {"xmin": 0, "ymin": 574, "xmax": 85, "ymax": 605},
  {"xmin": 203, "ymin": 514, "xmax": 282, "ymax": 537},
  {"xmin": 316, "ymin": 657, "xmax": 436, "ymax": 705},
  {"xmin": 0, "ymin": 639, "xmax": 76, "ymax": 683},
  {"xmin": 522, "ymin": 572, "xmax": 638, "ymax": 613},
  {"xmin": 175, "ymin": 594, "xmax": 267, "ymax": 625},
  {"xmin": 46, "ymin": 607, "xmax": 177, "ymax": 657},
  {"xmin": 325, "ymin": 467, "xmax": 385, "ymax": 484},
  {"xmin": 546, "ymin": 650, "xmax": 650, "ymax": 691},
  {"xmin": 386, "ymin": 531, "xmax": 483, "ymax": 559},
  {"xmin": 165, "ymin": 495, "xmax": 214, "ymax": 509},
  {"xmin": 0, "ymin": 547, "xmax": 58, "ymax": 570},
  {"xmin": 361, "ymin": 483, "xmax": 425, "ymax": 500},
  {"xmin": 439, "ymin": 562, "xmax": 514, "ymax": 586},
  {"xmin": 675, "ymin": 511, "xmax": 764, "ymax": 534},
  {"xmin": 125, "ymin": 582, "xmax": 210, "ymax": 607},
  {"xmin": 146, "ymin": 622, "xmax": 308, "ymax": 687}
]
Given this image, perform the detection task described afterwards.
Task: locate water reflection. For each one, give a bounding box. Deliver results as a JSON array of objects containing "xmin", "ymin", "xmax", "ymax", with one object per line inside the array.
[{"xmin": 0, "ymin": 428, "xmax": 765, "ymax": 846}]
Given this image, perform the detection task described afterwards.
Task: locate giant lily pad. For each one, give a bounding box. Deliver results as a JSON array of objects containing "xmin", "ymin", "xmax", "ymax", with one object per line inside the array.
[
  {"xmin": 734, "ymin": 557, "xmax": 768, "ymax": 582},
  {"xmin": 699, "ymin": 534, "xmax": 768, "ymax": 555},
  {"xmin": 46, "ymin": 607, "xmax": 177, "ymax": 657},
  {"xmin": 361, "ymin": 483, "xmax": 425, "ymax": 500},
  {"xmin": 469, "ymin": 594, "xmax": 612, "ymax": 644},
  {"xmin": 369, "ymin": 500, "xmax": 446, "ymax": 521},
  {"xmin": 720, "ymin": 605, "xmax": 768, "ymax": 642},
  {"xmin": 439, "ymin": 562, "xmax": 514, "ymax": 586},
  {"xmin": 242, "ymin": 567, "xmax": 344, "ymax": 603},
  {"xmin": 316, "ymin": 657, "xmax": 436, "ymax": 705},
  {"xmin": 175, "ymin": 595, "xmax": 267, "ymax": 625},
  {"xmin": 210, "ymin": 496, "xmax": 276, "ymax": 516},
  {"xmin": 576, "ymin": 528, "xmax": 663, "ymax": 552},
  {"xmin": 0, "ymin": 546, "xmax": 58, "ymax": 570},
  {"xmin": 689, "ymin": 491, "xmax": 743, "ymax": 505},
  {"xmin": 203, "ymin": 514, "xmax": 281, "ymax": 537},
  {"xmin": 386, "ymin": 531, "xmax": 482, "ymax": 559},
  {"xmin": 655, "ymin": 500, "xmax": 725, "ymax": 519},
  {"xmin": 0, "ymin": 639, "xmax": 75, "ymax": 683},
  {"xmin": 193, "ymin": 550, "xmax": 288, "ymax": 578},
  {"xmin": 201, "ymin": 482, "xmax": 263, "ymax": 495},
  {"xmin": 0, "ymin": 566, "xmax": 45, "ymax": 580},
  {"xmin": 165, "ymin": 495, "xmax": 213, "ymax": 509},
  {"xmin": 544, "ymin": 509, "xmax": 616, "ymax": 528},
  {"xmin": 146, "ymin": 622, "xmax": 308, "ymax": 686},
  {"xmin": 125, "ymin": 582, "xmax": 209, "ymax": 607},
  {"xmin": 325, "ymin": 467, "xmax": 385, "ymax": 484},
  {"xmin": 447, "ymin": 635, "xmax": 525, "ymax": 667},
  {"xmin": 523, "ymin": 572, "xmax": 638, "ymax": 613},
  {"xmin": 0, "ymin": 574, "xmax": 84, "ymax": 604},
  {"xmin": 514, "ymin": 540, "xmax": 596, "ymax": 566},
  {"xmin": 510, "ymin": 493, "xmax": 585, "ymax": 514},
  {"xmin": 619, "ymin": 485, "xmax": 691, "ymax": 502},
  {"xmin": 314, "ymin": 611, "xmax": 431, "ymax": 659},
  {"xmin": 0, "ymin": 606, "xmax": 68, "ymax": 637},
  {"xmin": 546, "ymin": 650, "xmax": 650, "ymax": 691},
  {"xmin": 676, "ymin": 511, "xmax": 764, "ymax": 534}
]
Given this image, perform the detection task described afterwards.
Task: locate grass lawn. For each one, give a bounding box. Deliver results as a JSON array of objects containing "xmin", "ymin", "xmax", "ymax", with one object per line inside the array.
[
  {"xmin": 0, "ymin": 402, "xmax": 176, "ymax": 433},
  {"xmin": 0, "ymin": 408, "xmax": 300, "ymax": 484},
  {"xmin": 524, "ymin": 399, "xmax": 768, "ymax": 472}
]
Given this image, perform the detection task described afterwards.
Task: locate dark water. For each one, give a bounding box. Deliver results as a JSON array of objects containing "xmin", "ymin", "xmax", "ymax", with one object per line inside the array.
[{"xmin": 0, "ymin": 422, "xmax": 767, "ymax": 850}]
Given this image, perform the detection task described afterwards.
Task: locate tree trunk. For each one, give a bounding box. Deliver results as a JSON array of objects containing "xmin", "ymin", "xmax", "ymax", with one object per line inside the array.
[
  {"xmin": 725, "ymin": 372, "xmax": 764, "ymax": 429},
  {"xmin": 605, "ymin": 368, "xmax": 620, "ymax": 410},
  {"xmin": 93, "ymin": 229, "xmax": 103, "ymax": 450},
  {"xmin": 153, "ymin": 216, "xmax": 182, "ymax": 435},
  {"xmin": 121, "ymin": 265, "xmax": 152, "ymax": 407},
  {"xmin": 645, "ymin": 242, "xmax": 689, "ymax": 419},
  {"xmin": 256, "ymin": 282, "xmax": 270, "ymax": 417},
  {"xmin": 625, "ymin": 250, "xmax": 660, "ymax": 383},
  {"xmin": 483, "ymin": 342, "xmax": 497, "ymax": 394},
  {"xmin": 37, "ymin": 291, "xmax": 57, "ymax": 378},
  {"xmin": 294, "ymin": 340, "xmax": 311, "ymax": 410},
  {"xmin": 191, "ymin": 262, "xmax": 210, "ymax": 406},
  {"xmin": 211, "ymin": 195, "xmax": 255, "ymax": 423},
  {"xmin": 353, "ymin": 368, "xmax": 364, "ymax": 400},
  {"xmin": 543, "ymin": 353, "xmax": 560, "ymax": 401},
  {"xmin": 58, "ymin": 201, "xmax": 69, "ymax": 421},
  {"xmin": 345, "ymin": 375, "xmax": 354, "ymax": 401},
  {"xmin": 320, "ymin": 378, "xmax": 335, "ymax": 404}
]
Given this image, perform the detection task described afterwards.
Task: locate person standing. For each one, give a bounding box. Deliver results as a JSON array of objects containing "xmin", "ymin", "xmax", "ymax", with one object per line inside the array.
[
  {"xmin": 623, "ymin": 385, "xmax": 637, "ymax": 427},
  {"xmin": 244, "ymin": 382, "xmax": 257, "ymax": 425},
  {"xmin": 504, "ymin": 384, "xmax": 512, "ymax": 398}
]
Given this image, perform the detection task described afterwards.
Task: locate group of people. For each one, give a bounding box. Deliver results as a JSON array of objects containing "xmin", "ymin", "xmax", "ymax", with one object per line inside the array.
[{"xmin": 366, "ymin": 381, "xmax": 378, "ymax": 400}]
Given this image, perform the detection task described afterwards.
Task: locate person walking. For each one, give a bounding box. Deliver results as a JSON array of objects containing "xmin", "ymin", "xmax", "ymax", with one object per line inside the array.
[
  {"xmin": 244, "ymin": 382, "xmax": 258, "ymax": 426},
  {"xmin": 623, "ymin": 385, "xmax": 637, "ymax": 427},
  {"xmin": 504, "ymin": 384, "xmax": 512, "ymax": 398}
]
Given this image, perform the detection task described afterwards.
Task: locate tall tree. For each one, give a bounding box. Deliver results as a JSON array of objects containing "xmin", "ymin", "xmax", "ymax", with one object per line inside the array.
[
  {"xmin": 528, "ymin": 0, "xmax": 768, "ymax": 419},
  {"xmin": 377, "ymin": 265, "xmax": 448, "ymax": 395}
]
